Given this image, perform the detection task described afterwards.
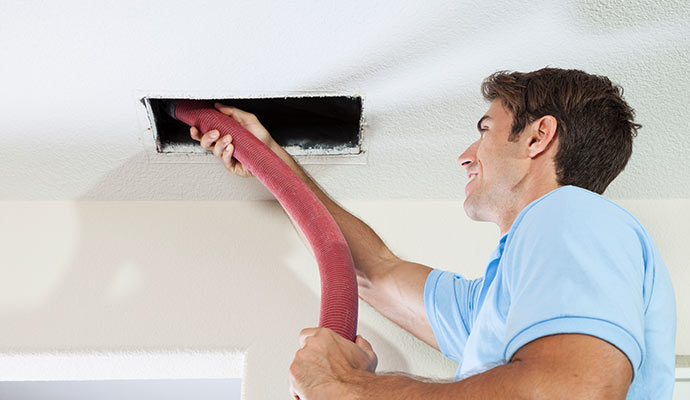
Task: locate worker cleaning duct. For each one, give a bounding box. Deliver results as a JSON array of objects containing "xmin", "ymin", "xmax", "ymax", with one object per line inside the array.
[{"xmin": 173, "ymin": 68, "xmax": 676, "ymax": 399}]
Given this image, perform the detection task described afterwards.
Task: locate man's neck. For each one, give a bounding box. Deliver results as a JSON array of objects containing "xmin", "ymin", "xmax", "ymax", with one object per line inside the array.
[{"xmin": 497, "ymin": 182, "xmax": 562, "ymax": 236}]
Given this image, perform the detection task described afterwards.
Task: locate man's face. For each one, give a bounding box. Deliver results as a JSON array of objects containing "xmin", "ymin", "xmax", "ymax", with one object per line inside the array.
[{"xmin": 459, "ymin": 100, "xmax": 525, "ymax": 223}]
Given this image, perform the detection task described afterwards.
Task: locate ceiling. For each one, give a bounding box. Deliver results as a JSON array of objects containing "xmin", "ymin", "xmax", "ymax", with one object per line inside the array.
[{"xmin": 1, "ymin": 0, "xmax": 689, "ymax": 201}]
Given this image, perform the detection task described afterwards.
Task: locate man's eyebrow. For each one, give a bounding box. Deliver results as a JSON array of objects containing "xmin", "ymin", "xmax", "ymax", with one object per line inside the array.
[{"xmin": 477, "ymin": 115, "xmax": 491, "ymax": 132}]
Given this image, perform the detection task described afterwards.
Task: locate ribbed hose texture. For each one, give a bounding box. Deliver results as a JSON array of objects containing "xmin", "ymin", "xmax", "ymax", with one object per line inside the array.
[{"xmin": 174, "ymin": 100, "xmax": 358, "ymax": 342}]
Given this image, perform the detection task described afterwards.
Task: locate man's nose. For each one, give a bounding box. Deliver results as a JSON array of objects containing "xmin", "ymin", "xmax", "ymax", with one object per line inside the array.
[{"xmin": 458, "ymin": 141, "xmax": 478, "ymax": 168}]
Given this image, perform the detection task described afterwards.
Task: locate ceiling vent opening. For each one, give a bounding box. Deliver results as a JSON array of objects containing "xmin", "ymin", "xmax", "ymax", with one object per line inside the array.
[{"xmin": 145, "ymin": 96, "xmax": 363, "ymax": 156}]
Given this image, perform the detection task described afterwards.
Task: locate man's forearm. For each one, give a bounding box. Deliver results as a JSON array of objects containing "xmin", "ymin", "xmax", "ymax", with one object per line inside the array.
[
  {"xmin": 269, "ymin": 142, "xmax": 397, "ymax": 283},
  {"xmin": 339, "ymin": 351, "xmax": 622, "ymax": 400},
  {"xmin": 341, "ymin": 363, "xmax": 526, "ymax": 400}
]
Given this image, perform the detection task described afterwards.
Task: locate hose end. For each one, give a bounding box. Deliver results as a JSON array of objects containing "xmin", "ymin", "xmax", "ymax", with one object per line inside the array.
[{"xmin": 162, "ymin": 99, "xmax": 179, "ymax": 121}]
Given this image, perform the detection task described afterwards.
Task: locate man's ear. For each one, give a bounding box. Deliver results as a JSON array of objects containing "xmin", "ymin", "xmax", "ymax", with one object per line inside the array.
[{"xmin": 526, "ymin": 115, "xmax": 558, "ymax": 158}]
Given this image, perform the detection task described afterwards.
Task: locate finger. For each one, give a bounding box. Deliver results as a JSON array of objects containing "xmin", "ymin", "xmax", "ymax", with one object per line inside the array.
[
  {"xmin": 288, "ymin": 378, "xmax": 300, "ymax": 400},
  {"xmin": 224, "ymin": 145, "xmax": 245, "ymax": 176},
  {"xmin": 288, "ymin": 371, "xmax": 303, "ymax": 400},
  {"xmin": 213, "ymin": 134, "xmax": 232, "ymax": 158},
  {"xmin": 199, "ymin": 130, "xmax": 220, "ymax": 150},
  {"xmin": 190, "ymin": 126, "xmax": 201, "ymax": 142},
  {"xmin": 214, "ymin": 102, "xmax": 258, "ymax": 126},
  {"xmin": 355, "ymin": 335, "xmax": 378, "ymax": 371},
  {"xmin": 355, "ymin": 335, "xmax": 374, "ymax": 353},
  {"xmin": 289, "ymin": 382, "xmax": 301, "ymax": 400},
  {"xmin": 221, "ymin": 143, "xmax": 235, "ymax": 170},
  {"xmin": 298, "ymin": 327, "xmax": 320, "ymax": 348}
]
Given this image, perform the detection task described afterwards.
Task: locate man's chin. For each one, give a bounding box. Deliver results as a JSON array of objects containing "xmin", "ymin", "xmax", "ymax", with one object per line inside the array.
[
  {"xmin": 463, "ymin": 193, "xmax": 491, "ymax": 222},
  {"xmin": 463, "ymin": 196, "xmax": 480, "ymax": 221}
]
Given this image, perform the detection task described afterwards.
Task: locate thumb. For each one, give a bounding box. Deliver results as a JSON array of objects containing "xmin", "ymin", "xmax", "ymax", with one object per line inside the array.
[
  {"xmin": 355, "ymin": 335, "xmax": 378, "ymax": 372},
  {"xmin": 355, "ymin": 335, "xmax": 373, "ymax": 353},
  {"xmin": 214, "ymin": 102, "xmax": 255, "ymax": 125},
  {"xmin": 213, "ymin": 102, "xmax": 274, "ymax": 145}
]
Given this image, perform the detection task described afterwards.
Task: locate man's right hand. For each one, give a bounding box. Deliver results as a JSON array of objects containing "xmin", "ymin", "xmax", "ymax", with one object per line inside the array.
[{"xmin": 190, "ymin": 102, "xmax": 277, "ymax": 178}]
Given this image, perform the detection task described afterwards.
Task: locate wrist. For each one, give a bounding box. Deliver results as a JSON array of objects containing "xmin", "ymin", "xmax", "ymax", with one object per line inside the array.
[
  {"xmin": 267, "ymin": 139, "xmax": 281, "ymax": 153},
  {"xmin": 269, "ymin": 141, "xmax": 301, "ymax": 171},
  {"xmin": 343, "ymin": 371, "xmax": 436, "ymax": 400},
  {"xmin": 340, "ymin": 369, "xmax": 376, "ymax": 400}
]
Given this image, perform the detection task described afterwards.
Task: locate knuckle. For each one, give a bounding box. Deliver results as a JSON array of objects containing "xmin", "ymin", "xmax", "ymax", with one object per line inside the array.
[
  {"xmin": 201, "ymin": 137, "xmax": 213, "ymax": 148},
  {"xmin": 314, "ymin": 328, "xmax": 327, "ymax": 337},
  {"xmin": 292, "ymin": 349, "xmax": 304, "ymax": 363}
]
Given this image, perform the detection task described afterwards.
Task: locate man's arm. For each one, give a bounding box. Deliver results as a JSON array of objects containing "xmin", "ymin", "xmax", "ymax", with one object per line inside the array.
[
  {"xmin": 352, "ymin": 334, "xmax": 631, "ymax": 399},
  {"xmin": 291, "ymin": 330, "xmax": 633, "ymax": 399},
  {"xmin": 193, "ymin": 103, "xmax": 439, "ymax": 350},
  {"xmin": 269, "ymin": 142, "xmax": 439, "ymax": 350}
]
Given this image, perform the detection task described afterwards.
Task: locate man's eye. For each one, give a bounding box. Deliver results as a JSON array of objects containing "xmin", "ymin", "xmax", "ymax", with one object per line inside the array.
[{"xmin": 479, "ymin": 128, "xmax": 488, "ymax": 136}]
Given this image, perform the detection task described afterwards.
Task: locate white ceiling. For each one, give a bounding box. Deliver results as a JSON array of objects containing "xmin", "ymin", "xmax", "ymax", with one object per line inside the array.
[{"xmin": 1, "ymin": 0, "xmax": 689, "ymax": 201}]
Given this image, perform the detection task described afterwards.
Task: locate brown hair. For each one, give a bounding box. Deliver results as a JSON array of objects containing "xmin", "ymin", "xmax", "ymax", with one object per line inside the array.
[{"xmin": 481, "ymin": 67, "xmax": 641, "ymax": 194}]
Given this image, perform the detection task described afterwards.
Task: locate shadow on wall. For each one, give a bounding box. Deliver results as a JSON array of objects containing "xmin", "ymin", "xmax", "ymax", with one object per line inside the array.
[{"xmin": 0, "ymin": 153, "xmax": 409, "ymax": 397}]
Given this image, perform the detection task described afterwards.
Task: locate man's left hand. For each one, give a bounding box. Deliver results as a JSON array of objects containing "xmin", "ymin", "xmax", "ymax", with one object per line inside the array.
[{"xmin": 289, "ymin": 328, "xmax": 378, "ymax": 400}]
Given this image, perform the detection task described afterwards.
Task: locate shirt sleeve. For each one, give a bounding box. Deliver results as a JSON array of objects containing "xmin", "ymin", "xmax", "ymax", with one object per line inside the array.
[
  {"xmin": 425, "ymin": 269, "xmax": 484, "ymax": 363},
  {"xmin": 502, "ymin": 200, "xmax": 646, "ymax": 376}
]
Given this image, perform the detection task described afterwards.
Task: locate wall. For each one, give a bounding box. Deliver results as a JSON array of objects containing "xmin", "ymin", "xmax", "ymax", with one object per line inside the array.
[{"xmin": 0, "ymin": 199, "xmax": 687, "ymax": 398}]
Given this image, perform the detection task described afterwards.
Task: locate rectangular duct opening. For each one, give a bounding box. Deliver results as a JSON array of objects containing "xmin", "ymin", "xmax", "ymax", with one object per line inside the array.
[{"xmin": 145, "ymin": 96, "xmax": 363, "ymax": 156}]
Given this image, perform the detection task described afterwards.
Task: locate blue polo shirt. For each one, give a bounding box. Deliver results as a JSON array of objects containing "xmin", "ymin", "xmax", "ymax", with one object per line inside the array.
[{"xmin": 425, "ymin": 186, "xmax": 676, "ymax": 398}]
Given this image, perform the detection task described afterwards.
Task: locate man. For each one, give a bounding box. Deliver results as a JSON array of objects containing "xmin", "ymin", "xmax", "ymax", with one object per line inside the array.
[{"xmin": 191, "ymin": 68, "xmax": 676, "ymax": 399}]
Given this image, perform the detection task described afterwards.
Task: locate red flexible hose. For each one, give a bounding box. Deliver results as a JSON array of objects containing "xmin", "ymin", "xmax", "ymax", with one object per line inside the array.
[{"xmin": 173, "ymin": 100, "xmax": 358, "ymax": 342}]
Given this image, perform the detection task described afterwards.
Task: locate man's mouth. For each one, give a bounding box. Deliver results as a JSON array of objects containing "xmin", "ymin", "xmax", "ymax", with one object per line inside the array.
[{"xmin": 465, "ymin": 173, "xmax": 478, "ymax": 196}]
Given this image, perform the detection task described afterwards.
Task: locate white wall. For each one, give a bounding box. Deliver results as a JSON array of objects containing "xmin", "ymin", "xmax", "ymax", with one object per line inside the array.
[{"xmin": 0, "ymin": 199, "xmax": 687, "ymax": 398}]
